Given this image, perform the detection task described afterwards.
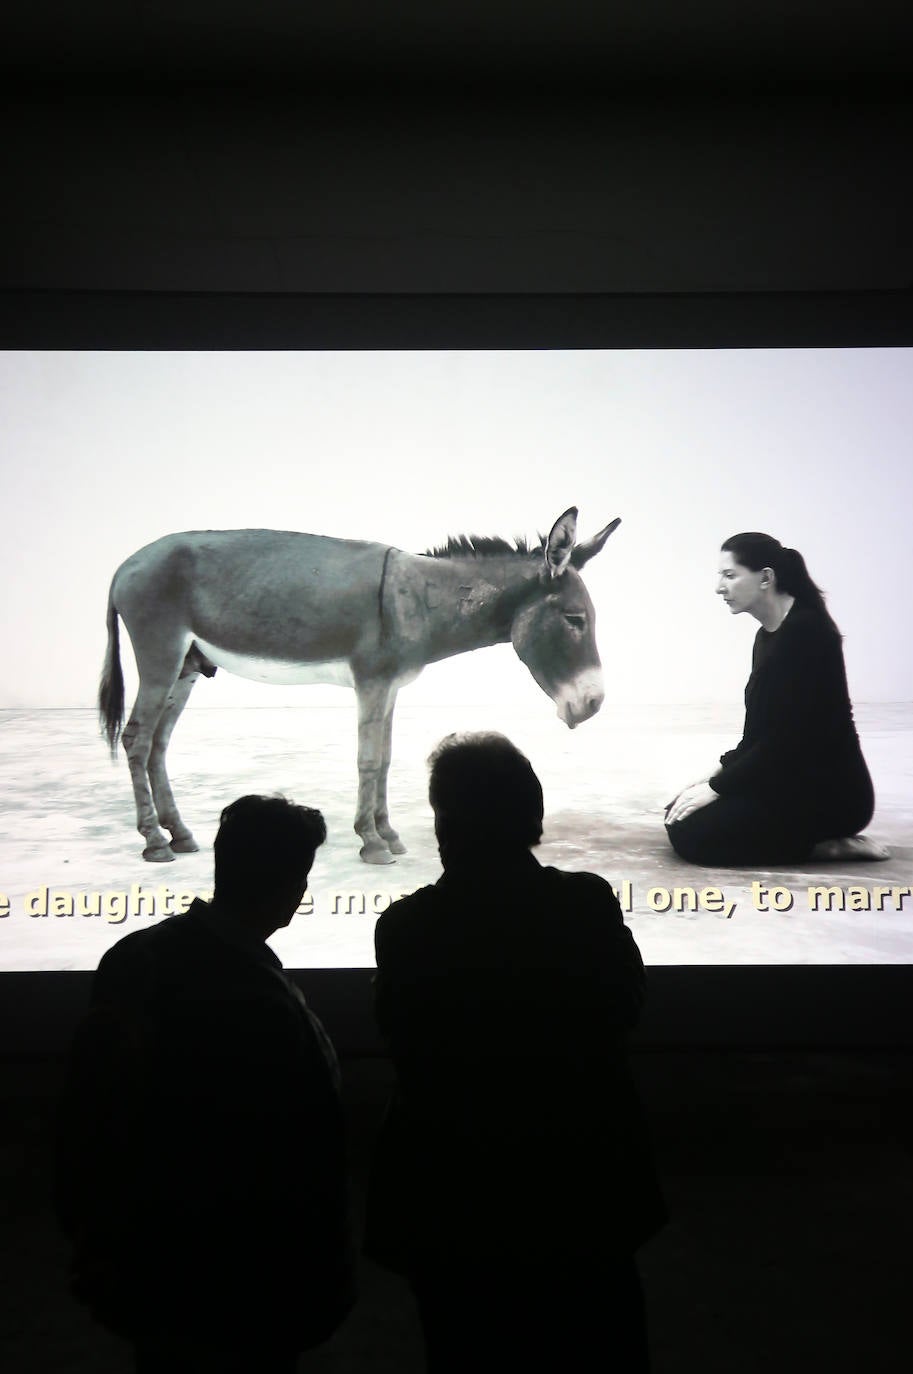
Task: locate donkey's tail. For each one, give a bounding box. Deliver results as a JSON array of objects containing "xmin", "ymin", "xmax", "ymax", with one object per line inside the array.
[{"xmin": 99, "ymin": 585, "xmax": 125, "ymax": 756}]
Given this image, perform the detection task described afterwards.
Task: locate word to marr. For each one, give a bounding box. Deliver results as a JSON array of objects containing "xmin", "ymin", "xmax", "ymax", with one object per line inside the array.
[{"xmin": 621, "ymin": 880, "xmax": 912, "ymax": 916}]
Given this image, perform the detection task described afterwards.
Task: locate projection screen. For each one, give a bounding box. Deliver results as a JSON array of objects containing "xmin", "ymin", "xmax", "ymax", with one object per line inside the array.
[{"xmin": 1, "ymin": 334, "xmax": 911, "ymax": 973}]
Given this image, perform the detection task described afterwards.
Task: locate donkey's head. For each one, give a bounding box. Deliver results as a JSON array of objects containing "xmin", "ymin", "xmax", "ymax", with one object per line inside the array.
[{"xmin": 510, "ymin": 508, "xmax": 620, "ymax": 729}]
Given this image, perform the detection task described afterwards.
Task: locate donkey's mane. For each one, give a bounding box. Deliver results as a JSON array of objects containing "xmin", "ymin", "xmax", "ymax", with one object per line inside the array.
[{"xmin": 423, "ymin": 532, "xmax": 545, "ymax": 559}]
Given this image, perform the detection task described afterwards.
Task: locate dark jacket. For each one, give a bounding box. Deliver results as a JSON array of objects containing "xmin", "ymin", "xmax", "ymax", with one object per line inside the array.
[
  {"xmin": 710, "ymin": 605, "xmax": 874, "ymax": 837},
  {"xmin": 365, "ymin": 853, "xmax": 666, "ymax": 1272},
  {"xmin": 55, "ymin": 901, "xmax": 356, "ymax": 1348}
]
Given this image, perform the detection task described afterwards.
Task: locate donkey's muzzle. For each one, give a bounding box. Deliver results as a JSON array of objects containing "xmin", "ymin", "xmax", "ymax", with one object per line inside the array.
[{"xmin": 557, "ymin": 670, "xmax": 605, "ymax": 729}]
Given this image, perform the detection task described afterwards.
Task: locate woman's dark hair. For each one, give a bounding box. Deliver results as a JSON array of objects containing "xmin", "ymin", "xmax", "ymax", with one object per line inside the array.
[
  {"xmin": 721, "ymin": 532, "xmax": 838, "ymax": 631},
  {"xmin": 428, "ymin": 731, "xmax": 544, "ymax": 851}
]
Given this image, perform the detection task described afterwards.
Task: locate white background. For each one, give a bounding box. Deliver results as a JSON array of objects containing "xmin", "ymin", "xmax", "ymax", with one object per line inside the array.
[{"xmin": 2, "ymin": 347, "xmax": 912, "ymax": 712}]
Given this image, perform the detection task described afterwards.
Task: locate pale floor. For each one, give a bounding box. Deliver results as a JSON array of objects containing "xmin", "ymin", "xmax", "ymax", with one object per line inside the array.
[{"xmin": 0, "ymin": 702, "xmax": 910, "ymax": 970}]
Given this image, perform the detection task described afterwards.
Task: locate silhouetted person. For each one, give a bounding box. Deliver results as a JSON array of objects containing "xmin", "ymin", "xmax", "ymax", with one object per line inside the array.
[
  {"xmin": 365, "ymin": 733, "xmax": 665, "ymax": 1372},
  {"xmin": 55, "ymin": 795, "xmax": 355, "ymax": 1374}
]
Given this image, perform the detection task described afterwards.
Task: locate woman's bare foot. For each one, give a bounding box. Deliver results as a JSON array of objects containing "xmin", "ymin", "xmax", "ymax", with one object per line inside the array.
[{"xmin": 810, "ymin": 835, "xmax": 891, "ymax": 861}]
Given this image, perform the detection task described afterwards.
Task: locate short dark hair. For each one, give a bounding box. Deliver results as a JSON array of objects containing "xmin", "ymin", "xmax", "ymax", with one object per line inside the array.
[
  {"xmin": 213, "ymin": 794, "xmax": 327, "ymax": 904},
  {"xmin": 428, "ymin": 732, "xmax": 544, "ymax": 850}
]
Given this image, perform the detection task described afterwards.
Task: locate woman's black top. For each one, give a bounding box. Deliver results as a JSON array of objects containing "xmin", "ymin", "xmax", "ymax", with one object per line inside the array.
[{"xmin": 709, "ymin": 604, "xmax": 874, "ymax": 838}]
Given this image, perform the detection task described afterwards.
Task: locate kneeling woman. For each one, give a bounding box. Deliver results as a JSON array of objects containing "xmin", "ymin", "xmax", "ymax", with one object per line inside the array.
[{"xmin": 666, "ymin": 532, "xmax": 887, "ymax": 867}]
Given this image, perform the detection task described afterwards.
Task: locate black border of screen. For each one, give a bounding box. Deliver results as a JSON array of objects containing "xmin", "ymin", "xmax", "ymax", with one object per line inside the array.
[{"xmin": 3, "ymin": 286, "xmax": 913, "ymax": 351}]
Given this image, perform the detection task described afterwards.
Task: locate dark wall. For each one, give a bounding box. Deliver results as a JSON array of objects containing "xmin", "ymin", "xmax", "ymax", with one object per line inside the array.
[{"xmin": 3, "ymin": 85, "xmax": 911, "ymax": 296}]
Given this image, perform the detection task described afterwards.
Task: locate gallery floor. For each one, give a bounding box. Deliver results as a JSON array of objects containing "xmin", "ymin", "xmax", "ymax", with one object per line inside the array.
[{"xmin": 2, "ymin": 1049, "xmax": 910, "ymax": 1373}]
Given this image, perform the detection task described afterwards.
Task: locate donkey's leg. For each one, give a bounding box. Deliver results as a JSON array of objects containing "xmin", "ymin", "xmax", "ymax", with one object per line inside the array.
[
  {"xmin": 354, "ymin": 680, "xmax": 396, "ymax": 865},
  {"xmin": 148, "ymin": 667, "xmax": 200, "ymax": 854},
  {"xmin": 374, "ymin": 691, "xmax": 407, "ymax": 856},
  {"xmin": 122, "ymin": 678, "xmax": 180, "ymax": 862}
]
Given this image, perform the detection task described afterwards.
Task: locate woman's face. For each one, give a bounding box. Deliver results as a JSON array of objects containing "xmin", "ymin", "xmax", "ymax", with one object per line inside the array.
[{"xmin": 717, "ymin": 551, "xmax": 769, "ymax": 616}]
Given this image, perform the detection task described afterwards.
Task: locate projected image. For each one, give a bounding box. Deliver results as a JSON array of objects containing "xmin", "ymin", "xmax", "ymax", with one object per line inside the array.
[{"xmin": 1, "ymin": 348, "xmax": 911, "ymax": 969}]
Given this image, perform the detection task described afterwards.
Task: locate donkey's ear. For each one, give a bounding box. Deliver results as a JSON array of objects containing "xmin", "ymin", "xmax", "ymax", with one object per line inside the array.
[
  {"xmin": 544, "ymin": 507, "xmax": 578, "ymax": 578},
  {"xmin": 570, "ymin": 517, "xmax": 621, "ymax": 569}
]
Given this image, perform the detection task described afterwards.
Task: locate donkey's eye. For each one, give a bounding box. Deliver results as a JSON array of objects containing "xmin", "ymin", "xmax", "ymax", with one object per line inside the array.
[{"xmin": 564, "ymin": 613, "xmax": 586, "ymax": 631}]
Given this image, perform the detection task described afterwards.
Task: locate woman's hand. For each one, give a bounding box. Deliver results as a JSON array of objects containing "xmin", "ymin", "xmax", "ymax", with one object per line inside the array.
[
  {"xmin": 665, "ymin": 781, "xmax": 719, "ymax": 827},
  {"xmin": 664, "ymin": 770, "xmax": 713, "ymax": 812}
]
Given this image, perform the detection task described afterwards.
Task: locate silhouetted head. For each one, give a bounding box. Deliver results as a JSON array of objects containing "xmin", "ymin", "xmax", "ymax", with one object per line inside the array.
[
  {"xmin": 428, "ymin": 732, "xmax": 544, "ymax": 864},
  {"xmin": 718, "ymin": 532, "xmax": 836, "ymax": 629},
  {"xmin": 213, "ymin": 793, "xmax": 327, "ymax": 935}
]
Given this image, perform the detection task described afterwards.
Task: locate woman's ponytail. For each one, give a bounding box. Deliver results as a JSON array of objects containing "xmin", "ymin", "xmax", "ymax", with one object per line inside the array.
[{"xmin": 721, "ymin": 533, "xmax": 838, "ymax": 630}]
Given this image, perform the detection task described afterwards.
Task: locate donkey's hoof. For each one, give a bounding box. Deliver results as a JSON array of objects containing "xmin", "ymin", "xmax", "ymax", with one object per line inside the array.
[
  {"xmin": 386, "ymin": 838, "xmax": 407, "ymax": 856},
  {"xmin": 360, "ymin": 843, "xmax": 396, "ymax": 866},
  {"xmin": 143, "ymin": 843, "xmax": 175, "ymax": 863},
  {"xmin": 170, "ymin": 834, "xmax": 199, "ymax": 854}
]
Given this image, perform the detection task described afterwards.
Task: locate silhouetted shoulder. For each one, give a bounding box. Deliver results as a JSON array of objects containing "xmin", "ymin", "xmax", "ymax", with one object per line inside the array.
[
  {"xmin": 538, "ymin": 867, "xmax": 645, "ymax": 1004},
  {"xmin": 541, "ymin": 865, "xmax": 625, "ymax": 912},
  {"xmin": 94, "ymin": 922, "xmax": 159, "ymax": 973},
  {"xmin": 91, "ymin": 911, "xmax": 220, "ymax": 998},
  {"xmin": 96, "ymin": 910, "xmax": 194, "ymax": 964},
  {"xmin": 90, "ymin": 917, "xmax": 177, "ymax": 999},
  {"xmin": 379, "ymin": 884, "xmax": 437, "ymax": 923},
  {"xmin": 376, "ymin": 868, "xmax": 624, "ymax": 933},
  {"xmin": 373, "ymin": 884, "xmax": 438, "ymax": 956}
]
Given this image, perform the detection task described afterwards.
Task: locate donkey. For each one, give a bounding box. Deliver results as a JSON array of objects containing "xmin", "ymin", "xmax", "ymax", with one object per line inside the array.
[{"xmin": 99, "ymin": 507, "xmax": 620, "ymax": 864}]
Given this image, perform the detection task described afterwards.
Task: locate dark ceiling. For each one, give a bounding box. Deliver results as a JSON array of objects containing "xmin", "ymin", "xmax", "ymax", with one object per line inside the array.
[
  {"xmin": 3, "ymin": 3, "xmax": 911, "ymax": 303},
  {"xmin": 4, "ymin": 1, "xmax": 913, "ymax": 88}
]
